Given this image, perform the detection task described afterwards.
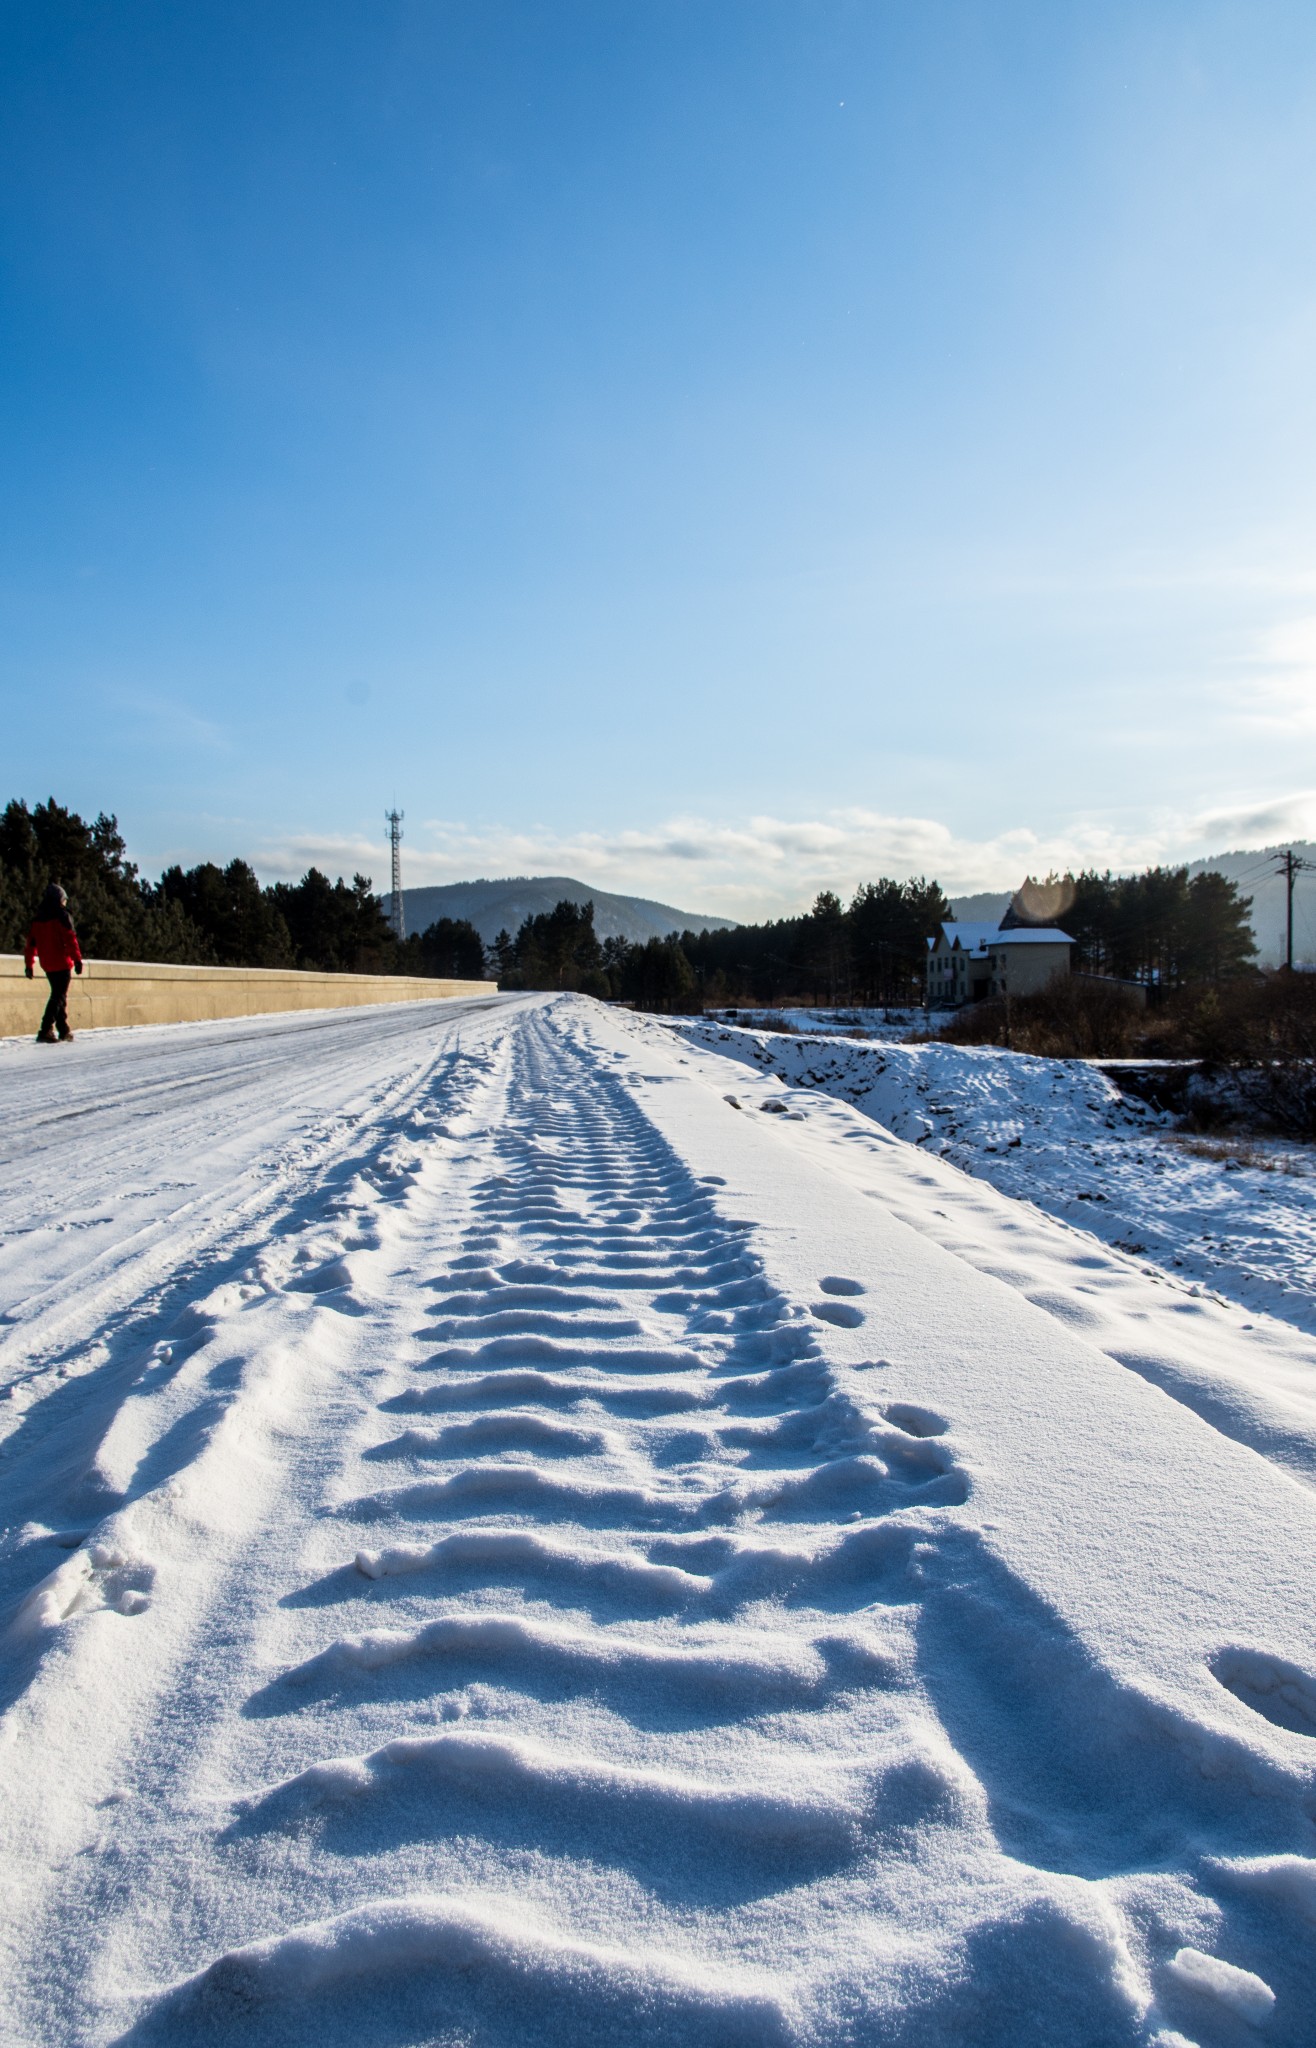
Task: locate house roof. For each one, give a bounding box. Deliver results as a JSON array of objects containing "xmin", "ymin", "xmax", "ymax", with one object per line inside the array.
[
  {"xmin": 927, "ymin": 921, "xmax": 1073, "ymax": 954},
  {"xmin": 931, "ymin": 921, "xmax": 998, "ymax": 951}
]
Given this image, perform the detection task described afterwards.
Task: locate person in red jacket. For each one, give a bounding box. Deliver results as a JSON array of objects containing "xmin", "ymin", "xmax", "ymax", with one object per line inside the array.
[{"xmin": 24, "ymin": 883, "xmax": 84, "ymax": 1043}]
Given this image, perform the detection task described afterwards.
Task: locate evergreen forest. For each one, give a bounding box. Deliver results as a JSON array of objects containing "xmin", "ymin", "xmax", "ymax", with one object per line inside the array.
[
  {"xmin": 0, "ymin": 796, "xmax": 1266, "ymax": 1020},
  {"xmin": 0, "ymin": 798, "xmax": 482, "ymax": 981}
]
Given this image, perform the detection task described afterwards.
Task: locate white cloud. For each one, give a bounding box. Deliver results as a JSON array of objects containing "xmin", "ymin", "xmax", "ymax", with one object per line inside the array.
[
  {"xmin": 1188, "ymin": 790, "xmax": 1316, "ymax": 849},
  {"xmin": 251, "ymin": 794, "xmax": 1316, "ymax": 919},
  {"xmin": 1230, "ymin": 615, "xmax": 1316, "ymax": 735},
  {"xmin": 253, "ymin": 832, "xmax": 385, "ymax": 879}
]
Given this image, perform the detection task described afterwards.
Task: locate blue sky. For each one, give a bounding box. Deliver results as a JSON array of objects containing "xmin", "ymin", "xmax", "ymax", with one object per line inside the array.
[{"xmin": 4, "ymin": 1, "xmax": 1316, "ymax": 916}]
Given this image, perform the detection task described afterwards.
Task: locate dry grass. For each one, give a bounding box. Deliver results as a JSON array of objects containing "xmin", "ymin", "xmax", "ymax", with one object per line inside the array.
[
  {"xmin": 1168, "ymin": 1134, "xmax": 1306, "ymax": 1176},
  {"xmin": 721, "ymin": 1011, "xmax": 799, "ymax": 1035}
]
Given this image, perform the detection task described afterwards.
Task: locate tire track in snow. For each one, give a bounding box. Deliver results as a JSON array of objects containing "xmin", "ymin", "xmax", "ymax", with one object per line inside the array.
[
  {"xmin": 84, "ymin": 1004, "xmax": 971, "ymax": 2046},
  {"xmin": 0, "ymin": 1009, "xmax": 523, "ymax": 2036}
]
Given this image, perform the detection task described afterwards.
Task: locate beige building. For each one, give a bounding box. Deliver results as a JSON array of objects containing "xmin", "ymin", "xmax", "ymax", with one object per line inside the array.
[{"xmin": 926, "ymin": 920, "xmax": 1073, "ymax": 1009}]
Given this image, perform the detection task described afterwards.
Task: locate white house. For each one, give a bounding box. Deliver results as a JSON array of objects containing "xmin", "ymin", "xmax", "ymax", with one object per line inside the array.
[{"xmin": 926, "ymin": 919, "xmax": 1073, "ymax": 1009}]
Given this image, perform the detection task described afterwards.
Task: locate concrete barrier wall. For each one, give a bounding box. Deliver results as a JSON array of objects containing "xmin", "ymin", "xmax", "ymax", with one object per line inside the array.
[{"xmin": 1, "ymin": 955, "xmax": 497, "ymax": 1038}]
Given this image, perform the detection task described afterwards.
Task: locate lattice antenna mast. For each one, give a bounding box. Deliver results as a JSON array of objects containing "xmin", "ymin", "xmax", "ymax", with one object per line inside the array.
[{"xmin": 385, "ymin": 808, "xmax": 405, "ymax": 941}]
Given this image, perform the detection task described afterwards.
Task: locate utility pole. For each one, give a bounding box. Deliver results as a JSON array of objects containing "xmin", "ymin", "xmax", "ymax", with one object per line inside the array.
[
  {"xmin": 1275, "ymin": 848, "xmax": 1315, "ymax": 970},
  {"xmin": 385, "ymin": 809, "xmax": 405, "ymax": 942}
]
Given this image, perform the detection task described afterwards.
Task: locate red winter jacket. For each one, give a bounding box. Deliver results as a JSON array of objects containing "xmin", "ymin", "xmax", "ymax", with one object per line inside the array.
[{"xmin": 25, "ymin": 917, "xmax": 83, "ymax": 974}]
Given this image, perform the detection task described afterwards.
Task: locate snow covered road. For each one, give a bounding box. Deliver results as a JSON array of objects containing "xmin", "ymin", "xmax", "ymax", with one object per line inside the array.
[
  {"xmin": 2, "ymin": 997, "xmax": 1314, "ymax": 2046},
  {"xmin": 0, "ymin": 994, "xmax": 511, "ymax": 1404}
]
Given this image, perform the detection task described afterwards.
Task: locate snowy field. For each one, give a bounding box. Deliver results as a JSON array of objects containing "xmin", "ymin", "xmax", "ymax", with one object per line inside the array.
[{"xmin": 2, "ymin": 994, "xmax": 1315, "ymax": 2046}]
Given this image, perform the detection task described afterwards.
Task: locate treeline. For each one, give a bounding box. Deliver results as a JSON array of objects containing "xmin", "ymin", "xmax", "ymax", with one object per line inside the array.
[
  {"xmin": 1031, "ymin": 867, "xmax": 1255, "ymax": 987},
  {"xmin": 680, "ymin": 880, "xmax": 952, "ymax": 1007},
  {"xmin": 480, "ymin": 864, "xmax": 1263, "ymax": 1013},
  {"xmin": 490, "ymin": 899, "xmax": 698, "ymax": 1009},
  {"xmin": 0, "ymin": 798, "xmax": 486, "ymax": 979},
  {"xmin": 493, "ymin": 880, "xmax": 952, "ymax": 1010}
]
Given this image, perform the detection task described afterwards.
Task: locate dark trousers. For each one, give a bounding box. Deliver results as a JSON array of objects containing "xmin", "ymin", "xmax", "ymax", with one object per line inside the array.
[{"xmin": 40, "ymin": 969, "xmax": 72, "ymax": 1039}]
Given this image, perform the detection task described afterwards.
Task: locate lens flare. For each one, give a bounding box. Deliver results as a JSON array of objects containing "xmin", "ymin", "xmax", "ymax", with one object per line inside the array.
[{"xmin": 1012, "ymin": 875, "xmax": 1076, "ymax": 924}]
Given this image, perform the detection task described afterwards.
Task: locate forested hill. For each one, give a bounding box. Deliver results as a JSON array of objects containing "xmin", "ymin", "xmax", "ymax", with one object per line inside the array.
[
  {"xmin": 400, "ymin": 876, "xmax": 736, "ymax": 945},
  {"xmin": 952, "ymin": 843, "xmax": 1316, "ymax": 969},
  {"xmin": 949, "ymin": 889, "xmax": 1013, "ymax": 925}
]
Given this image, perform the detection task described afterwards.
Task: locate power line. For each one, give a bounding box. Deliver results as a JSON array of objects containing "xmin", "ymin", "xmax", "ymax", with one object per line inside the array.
[
  {"xmin": 1272, "ymin": 848, "xmax": 1316, "ymax": 970},
  {"xmin": 1231, "ymin": 857, "xmax": 1284, "ymax": 885}
]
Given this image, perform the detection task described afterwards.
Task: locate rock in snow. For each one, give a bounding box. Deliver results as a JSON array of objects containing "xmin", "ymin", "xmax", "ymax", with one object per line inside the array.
[{"xmin": 0, "ymin": 992, "xmax": 1313, "ymax": 2045}]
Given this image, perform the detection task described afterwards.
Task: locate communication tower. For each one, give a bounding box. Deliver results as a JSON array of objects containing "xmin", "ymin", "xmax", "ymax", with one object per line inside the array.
[{"xmin": 385, "ymin": 808, "xmax": 405, "ymax": 941}]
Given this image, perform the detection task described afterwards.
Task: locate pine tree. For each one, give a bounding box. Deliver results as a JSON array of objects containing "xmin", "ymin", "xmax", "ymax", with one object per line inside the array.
[
  {"xmin": 620, "ymin": 936, "xmax": 700, "ymax": 1013},
  {"xmin": 155, "ymin": 859, "xmax": 293, "ymax": 967},
  {"xmin": 417, "ymin": 917, "xmax": 486, "ymax": 979},
  {"xmin": 509, "ymin": 900, "xmax": 607, "ymax": 993}
]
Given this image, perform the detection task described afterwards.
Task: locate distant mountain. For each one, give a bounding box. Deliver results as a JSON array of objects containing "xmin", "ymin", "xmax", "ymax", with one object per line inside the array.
[
  {"xmin": 948, "ymin": 890, "xmax": 1012, "ymax": 926},
  {"xmin": 951, "ymin": 843, "xmax": 1316, "ymax": 968},
  {"xmin": 398, "ymin": 876, "xmax": 737, "ymax": 946}
]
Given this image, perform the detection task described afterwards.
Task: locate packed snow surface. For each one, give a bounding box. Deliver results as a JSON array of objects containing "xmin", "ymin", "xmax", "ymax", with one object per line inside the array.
[
  {"xmin": 676, "ymin": 1017, "xmax": 1316, "ymax": 1331},
  {"xmin": 2, "ymin": 995, "xmax": 1315, "ymax": 2047}
]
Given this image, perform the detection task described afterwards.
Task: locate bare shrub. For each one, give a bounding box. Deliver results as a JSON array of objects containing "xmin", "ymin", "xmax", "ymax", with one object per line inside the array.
[
  {"xmin": 933, "ymin": 975, "xmax": 1143, "ymax": 1059},
  {"xmin": 724, "ymin": 1011, "xmax": 798, "ymax": 1035},
  {"xmin": 1168, "ymin": 1134, "xmax": 1305, "ymax": 1175},
  {"xmin": 931, "ymin": 971, "xmax": 1316, "ymax": 1128}
]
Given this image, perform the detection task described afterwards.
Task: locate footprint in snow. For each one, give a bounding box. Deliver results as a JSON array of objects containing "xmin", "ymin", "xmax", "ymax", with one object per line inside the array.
[
  {"xmin": 1208, "ymin": 1646, "xmax": 1316, "ymax": 1738},
  {"xmin": 811, "ymin": 1301, "xmax": 865, "ymax": 1329},
  {"xmin": 882, "ymin": 1401, "xmax": 949, "ymax": 1439}
]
